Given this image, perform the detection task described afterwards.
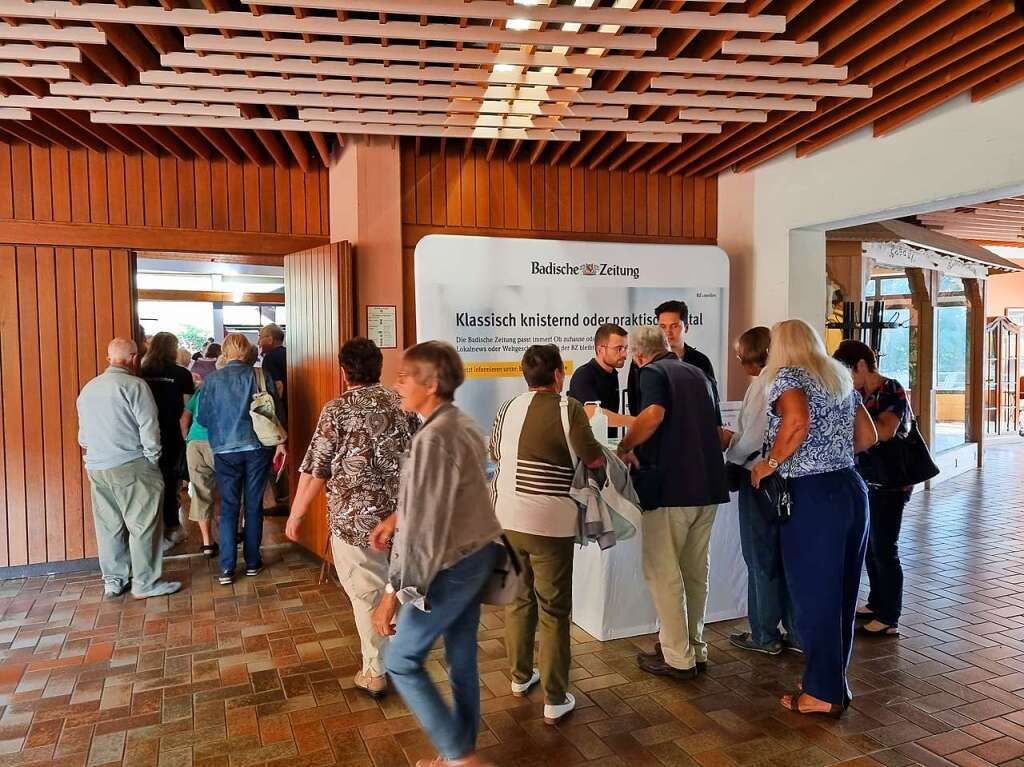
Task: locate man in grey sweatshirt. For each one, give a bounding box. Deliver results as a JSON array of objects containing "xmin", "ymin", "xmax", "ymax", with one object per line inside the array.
[{"xmin": 77, "ymin": 338, "xmax": 182, "ymax": 599}]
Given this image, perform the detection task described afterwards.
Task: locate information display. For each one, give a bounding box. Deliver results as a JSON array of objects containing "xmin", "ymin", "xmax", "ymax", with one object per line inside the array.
[{"xmin": 414, "ymin": 234, "xmax": 730, "ymax": 431}]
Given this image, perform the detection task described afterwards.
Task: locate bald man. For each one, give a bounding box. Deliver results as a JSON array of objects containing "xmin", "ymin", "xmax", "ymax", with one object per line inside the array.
[{"xmin": 77, "ymin": 338, "xmax": 182, "ymax": 599}]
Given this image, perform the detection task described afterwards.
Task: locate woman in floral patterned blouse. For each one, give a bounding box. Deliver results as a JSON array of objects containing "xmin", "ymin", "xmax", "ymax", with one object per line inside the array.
[
  {"xmin": 286, "ymin": 337, "xmax": 417, "ymax": 699},
  {"xmin": 751, "ymin": 320, "xmax": 877, "ymax": 718}
]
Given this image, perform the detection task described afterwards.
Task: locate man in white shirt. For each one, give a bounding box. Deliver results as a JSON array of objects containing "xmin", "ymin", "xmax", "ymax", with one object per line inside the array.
[{"xmin": 722, "ymin": 327, "xmax": 799, "ymax": 656}]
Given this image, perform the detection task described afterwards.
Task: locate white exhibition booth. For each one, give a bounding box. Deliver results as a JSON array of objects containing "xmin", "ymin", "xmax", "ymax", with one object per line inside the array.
[{"xmin": 415, "ymin": 235, "xmax": 748, "ymax": 640}]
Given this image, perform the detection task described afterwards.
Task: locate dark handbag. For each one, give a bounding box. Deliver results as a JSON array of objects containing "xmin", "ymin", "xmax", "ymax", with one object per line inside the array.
[
  {"xmin": 857, "ymin": 405, "xmax": 939, "ymax": 489},
  {"xmin": 725, "ymin": 451, "xmax": 760, "ymax": 493},
  {"xmin": 758, "ymin": 472, "xmax": 791, "ymax": 523},
  {"xmin": 174, "ymin": 444, "xmax": 189, "ymax": 482},
  {"xmin": 480, "ymin": 537, "xmax": 524, "ymax": 606}
]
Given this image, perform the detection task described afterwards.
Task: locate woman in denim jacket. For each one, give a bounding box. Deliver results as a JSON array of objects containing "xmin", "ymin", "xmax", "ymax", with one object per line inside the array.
[{"xmin": 197, "ymin": 333, "xmax": 286, "ymax": 585}]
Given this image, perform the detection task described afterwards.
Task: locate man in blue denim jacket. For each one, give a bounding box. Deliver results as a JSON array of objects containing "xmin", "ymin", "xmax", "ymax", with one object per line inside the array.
[{"xmin": 197, "ymin": 333, "xmax": 287, "ymax": 585}]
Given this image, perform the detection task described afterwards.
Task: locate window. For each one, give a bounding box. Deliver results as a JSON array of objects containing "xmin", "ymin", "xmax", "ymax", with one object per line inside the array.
[{"xmin": 935, "ymin": 277, "xmax": 969, "ymax": 452}]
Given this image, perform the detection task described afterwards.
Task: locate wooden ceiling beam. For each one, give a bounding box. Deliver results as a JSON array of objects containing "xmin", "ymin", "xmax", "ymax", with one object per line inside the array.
[
  {"xmin": 253, "ymin": 125, "xmax": 291, "ymax": 167},
  {"xmin": 972, "ymin": 60, "xmax": 1024, "ymax": 102},
  {"xmin": 91, "ymin": 22, "xmax": 159, "ymax": 71},
  {"xmin": 873, "ymin": 46, "xmax": 1024, "ymax": 137},
  {"xmin": 786, "ymin": 0, "xmax": 857, "ymax": 44},
  {"xmin": 0, "ymin": 118, "xmax": 52, "ymax": 146},
  {"xmin": 196, "ymin": 125, "xmax": 245, "ymax": 162},
  {"xmin": 606, "ymin": 140, "xmax": 644, "ymax": 171},
  {"xmin": 0, "ymin": 21, "xmax": 104, "ymax": 44},
  {"xmin": 0, "ymin": 42, "xmax": 81, "ymax": 62},
  {"xmin": 268, "ymin": 103, "xmax": 313, "ymax": 170},
  {"xmin": 76, "ymin": 41, "xmax": 136, "ymax": 85},
  {"xmin": 685, "ymin": 0, "xmax": 1013, "ymax": 176},
  {"xmin": 587, "ymin": 132, "xmax": 625, "ymax": 170},
  {"xmin": 813, "ymin": 0, "xmax": 901, "ymax": 59},
  {"xmin": 114, "ymin": 123, "xmax": 173, "ymax": 156},
  {"xmin": 0, "ymin": 61, "xmax": 71, "ymax": 79},
  {"xmin": 528, "ymin": 139, "xmax": 547, "ymax": 165},
  {"xmin": 226, "ymin": 127, "xmax": 269, "ymax": 164},
  {"xmin": 249, "ymin": 0, "xmax": 781, "ymax": 33},
  {"xmin": 310, "ymin": 130, "xmax": 330, "ymax": 166},
  {"xmin": 167, "ymin": 125, "xmax": 215, "ymax": 160}
]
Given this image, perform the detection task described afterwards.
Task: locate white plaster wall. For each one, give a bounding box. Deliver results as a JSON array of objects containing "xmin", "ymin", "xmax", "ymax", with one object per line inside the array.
[{"xmin": 719, "ymin": 83, "xmax": 1024, "ymax": 340}]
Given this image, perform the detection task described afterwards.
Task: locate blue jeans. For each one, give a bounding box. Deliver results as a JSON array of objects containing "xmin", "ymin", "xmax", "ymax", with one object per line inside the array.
[
  {"xmin": 213, "ymin": 448, "xmax": 273, "ymax": 573},
  {"xmin": 782, "ymin": 468, "xmax": 868, "ymax": 706},
  {"xmin": 737, "ymin": 475, "xmax": 799, "ymax": 647},
  {"xmin": 386, "ymin": 543, "xmax": 500, "ymax": 761}
]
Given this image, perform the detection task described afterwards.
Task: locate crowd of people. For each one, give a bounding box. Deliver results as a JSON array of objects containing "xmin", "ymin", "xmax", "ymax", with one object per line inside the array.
[
  {"xmin": 77, "ymin": 325, "xmax": 289, "ymax": 597},
  {"xmin": 77, "ymin": 299, "xmax": 916, "ymax": 766}
]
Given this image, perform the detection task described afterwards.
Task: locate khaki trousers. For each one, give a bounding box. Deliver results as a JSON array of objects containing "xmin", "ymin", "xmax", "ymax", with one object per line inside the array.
[
  {"xmin": 641, "ymin": 505, "xmax": 718, "ymax": 671},
  {"xmin": 331, "ymin": 535, "xmax": 389, "ymax": 677},
  {"xmin": 186, "ymin": 440, "xmax": 216, "ymax": 522},
  {"xmin": 87, "ymin": 457, "xmax": 165, "ymax": 594},
  {"xmin": 504, "ymin": 531, "xmax": 574, "ymax": 705}
]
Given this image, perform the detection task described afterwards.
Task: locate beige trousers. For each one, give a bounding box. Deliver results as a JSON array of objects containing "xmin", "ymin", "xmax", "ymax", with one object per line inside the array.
[
  {"xmin": 186, "ymin": 440, "xmax": 216, "ymax": 522},
  {"xmin": 641, "ymin": 505, "xmax": 718, "ymax": 671},
  {"xmin": 331, "ymin": 535, "xmax": 389, "ymax": 677}
]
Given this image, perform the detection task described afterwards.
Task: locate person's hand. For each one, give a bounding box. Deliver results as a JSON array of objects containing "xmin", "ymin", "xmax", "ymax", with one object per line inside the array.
[
  {"xmin": 369, "ymin": 514, "xmax": 397, "ymax": 552},
  {"xmin": 750, "ymin": 460, "xmax": 775, "ymax": 489},
  {"xmin": 617, "ymin": 448, "xmax": 640, "ymax": 469},
  {"xmin": 274, "ymin": 443, "xmax": 288, "ymax": 469},
  {"xmin": 719, "ymin": 428, "xmax": 735, "ymax": 451},
  {"xmin": 284, "ymin": 510, "xmax": 303, "ymax": 542},
  {"xmin": 372, "ymin": 593, "xmax": 399, "ymax": 636}
]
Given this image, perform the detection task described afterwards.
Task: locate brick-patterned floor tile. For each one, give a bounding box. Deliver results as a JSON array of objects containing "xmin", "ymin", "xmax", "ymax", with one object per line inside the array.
[{"xmin": 3, "ymin": 445, "xmax": 1024, "ymax": 765}]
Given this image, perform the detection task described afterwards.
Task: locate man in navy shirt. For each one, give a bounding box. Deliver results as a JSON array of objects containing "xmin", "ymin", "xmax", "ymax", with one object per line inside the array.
[
  {"xmin": 259, "ymin": 323, "xmax": 289, "ymax": 513},
  {"xmin": 568, "ymin": 323, "xmax": 634, "ymax": 437},
  {"xmin": 617, "ymin": 326, "xmax": 727, "ymax": 681}
]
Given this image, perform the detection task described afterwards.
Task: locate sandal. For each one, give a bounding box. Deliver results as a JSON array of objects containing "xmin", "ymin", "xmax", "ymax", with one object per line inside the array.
[
  {"xmin": 781, "ymin": 689, "xmax": 844, "ymax": 719},
  {"xmin": 857, "ymin": 620, "xmax": 899, "ymax": 637},
  {"xmin": 201, "ymin": 543, "xmax": 219, "ymax": 558}
]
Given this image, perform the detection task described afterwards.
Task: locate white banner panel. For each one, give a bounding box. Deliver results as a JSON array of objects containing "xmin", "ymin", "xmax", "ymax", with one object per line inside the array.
[{"xmin": 414, "ymin": 234, "xmax": 747, "ymax": 637}]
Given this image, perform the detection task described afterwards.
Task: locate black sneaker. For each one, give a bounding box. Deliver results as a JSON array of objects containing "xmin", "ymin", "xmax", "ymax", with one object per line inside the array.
[
  {"xmin": 637, "ymin": 652, "xmax": 698, "ymax": 680},
  {"xmin": 200, "ymin": 543, "xmax": 219, "ymax": 558},
  {"xmin": 218, "ymin": 571, "xmax": 234, "ymax": 585},
  {"xmin": 244, "ymin": 566, "xmax": 263, "ymax": 577},
  {"xmin": 654, "ymin": 642, "xmax": 707, "ymax": 673}
]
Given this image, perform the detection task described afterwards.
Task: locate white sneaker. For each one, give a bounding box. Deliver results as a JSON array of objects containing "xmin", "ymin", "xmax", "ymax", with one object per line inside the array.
[
  {"xmin": 510, "ymin": 669, "xmax": 540, "ymax": 697},
  {"xmin": 544, "ymin": 692, "xmax": 575, "ymax": 725}
]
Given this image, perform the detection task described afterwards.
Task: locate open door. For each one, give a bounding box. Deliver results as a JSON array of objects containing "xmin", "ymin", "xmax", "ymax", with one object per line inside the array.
[{"xmin": 284, "ymin": 242, "xmax": 355, "ymax": 559}]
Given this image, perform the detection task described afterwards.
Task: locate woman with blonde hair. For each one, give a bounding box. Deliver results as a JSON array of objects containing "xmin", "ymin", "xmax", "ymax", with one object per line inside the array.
[
  {"xmin": 140, "ymin": 331, "xmax": 195, "ymax": 551},
  {"xmin": 751, "ymin": 319, "xmax": 877, "ymax": 718},
  {"xmin": 196, "ymin": 332, "xmax": 287, "ymax": 585}
]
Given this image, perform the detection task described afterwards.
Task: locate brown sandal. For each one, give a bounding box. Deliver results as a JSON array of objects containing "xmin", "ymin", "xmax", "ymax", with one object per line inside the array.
[{"xmin": 782, "ymin": 689, "xmax": 844, "ymax": 719}]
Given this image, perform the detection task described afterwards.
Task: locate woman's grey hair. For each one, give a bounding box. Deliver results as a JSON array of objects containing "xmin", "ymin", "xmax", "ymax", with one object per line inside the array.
[
  {"xmin": 403, "ymin": 340, "xmax": 465, "ymax": 401},
  {"xmin": 631, "ymin": 325, "xmax": 670, "ymax": 358}
]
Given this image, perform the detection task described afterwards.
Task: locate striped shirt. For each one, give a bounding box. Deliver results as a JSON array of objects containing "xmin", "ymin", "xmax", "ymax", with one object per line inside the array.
[{"xmin": 489, "ymin": 392, "xmax": 603, "ymax": 537}]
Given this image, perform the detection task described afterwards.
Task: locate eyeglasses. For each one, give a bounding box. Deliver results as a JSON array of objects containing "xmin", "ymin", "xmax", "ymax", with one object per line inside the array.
[{"xmin": 599, "ymin": 344, "xmax": 628, "ymax": 353}]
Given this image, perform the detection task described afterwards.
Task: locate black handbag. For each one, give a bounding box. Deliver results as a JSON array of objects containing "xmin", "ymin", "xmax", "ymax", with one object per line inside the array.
[
  {"xmin": 757, "ymin": 472, "xmax": 791, "ymax": 523},
  {"xmin": 857, "ymin": 404, "xmax": 939, "ymax": 489},
  {"xmin": 726, "ymin": 451, "xmax": 761, "ymax": 493}
]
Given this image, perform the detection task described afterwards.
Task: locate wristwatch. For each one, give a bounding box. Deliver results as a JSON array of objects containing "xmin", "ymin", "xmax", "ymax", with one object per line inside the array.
[{"xmin": 767, "ymin": 457, "xmax": 780, "ymax": 470}]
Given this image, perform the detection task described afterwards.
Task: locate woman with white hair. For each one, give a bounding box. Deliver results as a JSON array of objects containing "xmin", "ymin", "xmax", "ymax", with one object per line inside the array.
[{"xmin": 751, "ymin": 319, "xmax": 877, "ymax": 718}]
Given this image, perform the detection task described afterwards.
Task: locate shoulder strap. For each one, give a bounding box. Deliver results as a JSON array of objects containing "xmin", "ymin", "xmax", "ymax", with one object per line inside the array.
[
  {"xmin": 560, "ymin": 395, "xmax": 578, "ymax": 466},
  {"xmin": 254, "ymin": 367, "xmax": 267, "ymax": 395}
]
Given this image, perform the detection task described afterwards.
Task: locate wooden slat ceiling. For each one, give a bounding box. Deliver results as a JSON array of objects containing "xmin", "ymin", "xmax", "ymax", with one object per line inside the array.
[
  {"xmin": 0, "ymin": 0, "xmax": 1019, "ymax": 173},
  {"xmin": 914, "ymin": 197, "xmax": 1024, "ymax": 248}
]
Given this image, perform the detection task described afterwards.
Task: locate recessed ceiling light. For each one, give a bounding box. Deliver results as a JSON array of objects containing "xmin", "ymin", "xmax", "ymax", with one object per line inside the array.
[
  {"xmin": 507, "ymin": 18, "xmax": 535, "ymax": 31},
  {"xmin": 494, "ymin": 63, "xmax": 522, "ymax": 73}
]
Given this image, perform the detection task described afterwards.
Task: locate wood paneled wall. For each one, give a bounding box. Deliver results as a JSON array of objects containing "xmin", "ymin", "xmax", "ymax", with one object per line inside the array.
[
  {"xmin": 399, "ymin": 142, "xmax": 718, "ymax": 341},
  {"xmin": 400, "ymin": 143, "xmax": 717, "ymax": 243},
  {"xmin": 0, "ymin": 144, "xmax": 329, "ymax": 244},
  {"xmin": 284, "ymin": 242, "xmax": 355, "ymax": 560},
  {"xmin": 0, "ymin": 247, "xmax": 136, "ymax": 567}
]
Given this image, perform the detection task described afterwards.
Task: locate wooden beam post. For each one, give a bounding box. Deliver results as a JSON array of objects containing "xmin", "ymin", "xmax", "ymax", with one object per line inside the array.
[
  {"xmin": 907, "ymin": 267, "xmax": 937, "ymax": 450},
  {"xmin": 964, "ymin": 276, "xmax": 987, "ymax": 467}
]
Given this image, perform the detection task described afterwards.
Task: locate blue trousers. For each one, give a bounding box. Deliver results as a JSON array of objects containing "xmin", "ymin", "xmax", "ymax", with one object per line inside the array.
[
  {"xmin": 386, "ymin": 543, "xmax": 499, "ymax": 761},
  {"xmin": 865, "ymin": 488, "xmax": 909, "ymax": 626},
  {"xmin": 213, "ymin": 448, "xmax": 273, "ymax": 573},
  {"xmin": 737, "ymin": 476, "xmax": 799, "ymax": 647},
  {"xmin": 781, "ymin": 468, "xmax": 868, "ymax": 706}
]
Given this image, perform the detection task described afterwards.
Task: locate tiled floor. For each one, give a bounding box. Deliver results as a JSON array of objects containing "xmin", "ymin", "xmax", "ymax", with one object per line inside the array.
[{"xmin": 3, "ymin": 443, "xmax": 1024, "ymax": 767}]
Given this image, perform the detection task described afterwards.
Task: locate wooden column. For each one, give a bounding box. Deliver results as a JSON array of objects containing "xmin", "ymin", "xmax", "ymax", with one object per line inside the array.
[
  {"xmin": 825, "ymin": 239, "xmax": 870, "ymax": 303},
  {"xmin": 907, "ymin": 267, "xmax": 937, "ymax": 449},
  {"xmin": 964, "ymin": 277, "xmax": 987, "ymax": 467}
]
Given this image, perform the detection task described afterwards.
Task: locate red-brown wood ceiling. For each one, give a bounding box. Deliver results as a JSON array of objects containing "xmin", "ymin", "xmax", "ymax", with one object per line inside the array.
[
  {"xmin": 0, "ymin": 0, "xmax": 1020, "ymax": 175},
  {"xmin": 914, "ymin": 196, "xmax": 1024, "ymax": 248}
]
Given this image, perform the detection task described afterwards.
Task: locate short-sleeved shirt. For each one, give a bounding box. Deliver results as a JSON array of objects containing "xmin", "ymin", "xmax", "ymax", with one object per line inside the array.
[
  {"xmin": 568, "ymin": 358, "xmax": 622, "ymax": 437},
  {"xmin": 142, "ymin": 362, "xmax": 195, "ymax": 444},
  {"xmin": 766, "ymin": 367, "xmax": 860, "ymax": 478},
  {"xmin": 860, "ymin": 377, "xmax": 911, "ymax": 494},
  {"xmin": 627, "ymin": 344, "xmax": 721, "ymax": 423},
  {"xmin": 299, "ymin": 384, "xmax": 417, "ymax": 548},
  {"xmin": 261, "ymin": 346, "xmax": 287, "ymax": 391},
  {"xmin": 490, "ymin": 392, "xmax": 604, "ymax": 537},
  {"xmin": 185, "ymin": 391, "xmax": 208, "ymax": 442}
]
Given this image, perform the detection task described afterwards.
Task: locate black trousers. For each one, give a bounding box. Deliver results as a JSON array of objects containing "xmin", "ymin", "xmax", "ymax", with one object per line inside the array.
[
  {"xmin": 865, "ymin": 488, "xmax": 910, "ymax": 626},
  {"xmin": 157, "ymin": 435, "xmax": 184, "ymax": 532}
]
